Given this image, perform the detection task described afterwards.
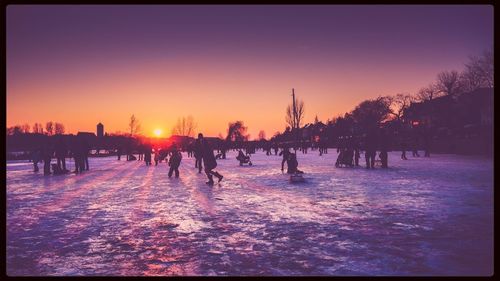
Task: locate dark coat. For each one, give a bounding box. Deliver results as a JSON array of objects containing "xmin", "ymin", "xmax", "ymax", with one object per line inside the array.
[
  {"xmin": 169, "ymin": 151, "xmax": 182, "ymax": 168},
  {"xmin": 202, "ymin": 141, "xmax": 217, "ymax": 170}
]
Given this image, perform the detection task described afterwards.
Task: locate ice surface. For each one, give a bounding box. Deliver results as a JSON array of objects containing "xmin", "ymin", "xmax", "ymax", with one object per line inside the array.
[{"xmin": 6, "ymin": 150, "xmax": 493, "ymax": 276}]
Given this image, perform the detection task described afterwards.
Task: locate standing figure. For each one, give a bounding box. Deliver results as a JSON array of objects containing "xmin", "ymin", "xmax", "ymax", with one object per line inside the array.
[
  {"xmin": 168, "ymin": 144, "xmax": 183, "ymax": 178},
  {"xmin": 194, "ymin": 137, "xmax": 203, "ymax": 173},
  {"xmin": 364, "ymin": 131, "xmax": 377, "ymax": 169},
  {"xmin": 199, "ymin": 133, "xmax": 223, "ymax": 185},
  {"xmin": 379, "ymin": 142, "xmax": 388, "ymax": 168},
  {"xmin": 401, "ymin": 139, "xmax": 408, "ymax": 160},
  {"xmin": 32, "ymin": 146, "xmax": 42, "ymax": 172},
  {"xmin": 144, "ymin": 145, "xmax": 152, "ymax": 166},
  {"xmin": 154, "ymin": 148, "xmax": 160, "ymax": 166},
  {"xmin": 55, "ymin": 136, "xmax": 68, "ymax": 172},
  {"xmin": 42, "ymin": 139, "xmax": 52, "ymax": 175},
  {"xmin": 72, "ymin": 137, "xmax": 85, "ymax": 174},
  {"xmin": 117, "ymin": 146, "xmax": 122, "ymax": 160},
  {"xmin": 82, "ymin": 139, "xmax": 90, "ymax": 171}
]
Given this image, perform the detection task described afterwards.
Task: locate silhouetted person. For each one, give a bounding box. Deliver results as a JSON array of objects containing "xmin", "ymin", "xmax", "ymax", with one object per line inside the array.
[
  {"xmin": 401, "ymin": 140, "xmax": 408, "ymax": 160},
  {"xmin": 279, "ymin": 147, "xmax": 291, "ymax": 172},
  {"xmin": 144, "ymin": 145, "xmax": 152, "ymax": 166},
  {"xmin": 424, "ymin": 135, "xmax": 431, "ymax": 157},
  {"xmin": 42, "ymin": 139, "xmax": 53, "ymax": 175},
  {"xmin": 364, "ymin": 131, "xmax": 377, "ymax": 169},
  {"xmin": 236, "ymin": 149, "xmax": 252, "ymax": 165},
  {"xmin": 117, "ymin": 146, "xmax": 122, "ymax": 160},
  {"xmin": 55, "ymin": 136, "xmax": 68, "ymax": 172},
  {"xmin": 168, "ymin": 144, "xmax": 182, "ymax": 178},
  {"xmin": 286, "ymin": 152, "xmax": 303, "ymax": 174},
  {"xmin": 154, "ymin": 148, "xmax": 160, "ymax": 166},
  {"xmin": 72, "ymin": 137, "xmax": 85, "ymax": 174},
  {"xmin": 31, "ymin": 146, "xmax": 42, "ymax": 172},
  {"xmin": 194, "ymin": 137, "xmax": 203, "ymax": 173},
  {"xmin": 354, "ymin": 139, "xmax": 361, "ymax": 166},
  {"xmin": 379, "ymin": 146, "xmax": 389, "ymax": 168},
  {"xmin": 82, "ymin": 139, "xmax": 90, "ymax": 171},
  {"xmin": 199, "ymin": 133, "xmax": 223, "ymax": 185}
]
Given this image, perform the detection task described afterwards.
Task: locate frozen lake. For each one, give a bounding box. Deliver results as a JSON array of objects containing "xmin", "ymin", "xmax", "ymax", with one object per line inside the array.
[{"xmin": 7, "ymin": 150, "xmax": 493, "ymax": 276}]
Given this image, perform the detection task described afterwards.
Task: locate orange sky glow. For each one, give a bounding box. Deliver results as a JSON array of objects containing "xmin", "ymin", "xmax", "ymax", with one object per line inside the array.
[{"xmin": 6, "ymin": 5, "xmax": 493, "ymax": 138}]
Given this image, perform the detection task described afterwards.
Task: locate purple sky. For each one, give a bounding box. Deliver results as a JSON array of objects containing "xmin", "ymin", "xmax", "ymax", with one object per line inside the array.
[{"xmin": 7, "ymin": 5, "xmax": 493, "ymax": 137}]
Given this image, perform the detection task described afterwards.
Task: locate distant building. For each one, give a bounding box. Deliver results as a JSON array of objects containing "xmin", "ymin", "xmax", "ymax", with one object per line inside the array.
[{"xmin": 97, "ymin": 123, "xmax": 104, "ymax": 138}]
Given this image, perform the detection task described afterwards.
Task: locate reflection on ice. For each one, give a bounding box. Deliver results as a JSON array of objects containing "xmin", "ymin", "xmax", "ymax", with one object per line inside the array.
[{"xmin": 7, "ymin": 151, "xmax": 493, "ymax": 276}]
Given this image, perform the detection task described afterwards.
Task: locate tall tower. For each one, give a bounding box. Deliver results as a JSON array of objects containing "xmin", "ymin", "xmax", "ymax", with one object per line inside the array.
[{"xmin": 97, "ymin": 122, "xmax": 104, "ymax": 138}]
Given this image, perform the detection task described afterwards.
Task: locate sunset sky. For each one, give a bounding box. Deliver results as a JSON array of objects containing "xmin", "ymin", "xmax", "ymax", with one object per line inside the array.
[{"xmin": 6, "ymin": 5, "xmax": 493, "ymax": 138}]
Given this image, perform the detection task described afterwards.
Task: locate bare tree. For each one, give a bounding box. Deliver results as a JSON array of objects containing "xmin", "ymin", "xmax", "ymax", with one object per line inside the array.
[
  {"xmin": 55, "ymin": 122, "xmax": 65, "ymax": 135},
  {"xmin": 7, "ymin": 125, "xmax": 22, "ymax": 135},
  {"xmin": 171, "ymin": 115, "xmax": 197, "ymax": 137},
  {"xmin": 45, "ymin": 121, "xmax": 54, "ymax": 136},
  {"xmin": 286, "ymin": 99, "xmax": 305, "ymax": 129},
  {"xmin": 387, "ymin": 93, "xmax": 415, "ymax": 121},
  {"xmin": 436, "ymin": 70, "xmax": 463, "ymax": 97},
  {"xmin": 416, "ymin": 83, "xmax": 441, "ymax": 102},
  {"xmin": 129, "ymin": 114, "xmax": 141, "ymax": 136},
  {"xmin": 20, "ymin": 123, "xmax": 30, "ymax": 133},
  {"xmin": 32, "ymin": 123, "xmax": 43, "ymax": 134},
  {"xmin": 461, "ymin": 49, "xmax": 494, "ymax": 91},
  {"xmin": 258, "ymin": 130, "xmax": 266, "ymax": 140}
]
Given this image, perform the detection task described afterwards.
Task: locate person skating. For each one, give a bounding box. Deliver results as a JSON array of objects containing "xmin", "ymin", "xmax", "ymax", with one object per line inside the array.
[
  {"xmin": 286, "ymin": 152, "xmax": 303, "ymax": 174},
  {"xmin": 199, "ymin": 133, "xmax": 223, "ymax": 185},
  {"xmin": 168, "ymin": 144, "xmax": 182, "ymax": 178},
  {"xmin": 279, "ymin": 146, "xmax": 291, "ymax": 172}
]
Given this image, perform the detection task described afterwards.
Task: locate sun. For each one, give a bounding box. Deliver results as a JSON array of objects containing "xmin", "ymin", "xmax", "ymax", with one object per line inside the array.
[{"xmin": 153, "ymin": 128, "xmax": 162, "ymax": 137}]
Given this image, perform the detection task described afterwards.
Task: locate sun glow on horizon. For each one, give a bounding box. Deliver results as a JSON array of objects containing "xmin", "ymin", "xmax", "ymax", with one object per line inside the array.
[{"xmin": 153, "ymin": 128, "xmax": 163, "ymax": 137}]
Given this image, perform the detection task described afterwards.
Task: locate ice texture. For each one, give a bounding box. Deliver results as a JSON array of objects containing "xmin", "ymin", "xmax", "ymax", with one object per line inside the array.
[{"xmin": 7, "ymin": 150, "xmax": 493, "ymax": 276}]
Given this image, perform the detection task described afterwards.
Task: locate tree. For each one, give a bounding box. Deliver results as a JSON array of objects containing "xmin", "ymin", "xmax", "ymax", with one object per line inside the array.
[
  {"xmin": 45, "ymin": 121, "xmax": 54, "ymax": 136},
  {"xmin": 387, "ymin": 93, "xmax": 415, "ymax": 121},
  {"xmin": 7, "ymin": 125, "xmax": 22, "ymax": 135},
  {"xmin": 286, "ymin": 99, "xmax": 305, "ymax": 129},
  {"xmin": 20, "ymin": 123, "xmax": 30, "ymax": 133},
  {"xmin": 128, "ymin": 114, "xmax": 141, "ymax": 136},
  {"xmin": 55, "ymin": 123, "xmax": 65, "ymax": 135},
  {"xmin": 226, "ymin": 121, "xmax": 249, "ymax": 142},
  {"xmin": 258, "ymin": 130, "xmax": 266, "ymax": 140},
  {"xmin": 461, "ymin": 49, "xmax": 494, "ymax": 91},
  {"xmin": 351, "ymin": 96, "xmax": 392, "ymax": 130},
  {"xmin": 416, "ymin": 83, "xmax": 441, "ymax": 102},
  {"xmin": 171, "ymin": 115, "xmax": 197, "ymax": 137},
  {"xmin": 32, "ymin": 123, "xmax": 43, "ymax": 134},
  {"xmin": 436, "ymin": 70, "xmax": 463, "ymax": 97},
  {"xmin": 314, "ymin": 115, "xmax": 319, "ymax": 124}
]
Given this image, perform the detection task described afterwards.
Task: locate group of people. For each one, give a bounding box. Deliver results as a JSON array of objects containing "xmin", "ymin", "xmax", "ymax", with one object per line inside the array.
[
  {"xmin": 31, "ymin": 135, "xmax": 90, "ymax": 175},
  {"xmin": 31, "ymin": 129, "xmax": 433, "ymax": 184}
]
